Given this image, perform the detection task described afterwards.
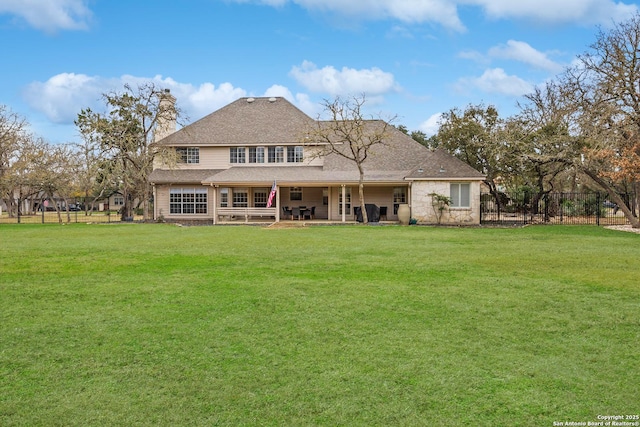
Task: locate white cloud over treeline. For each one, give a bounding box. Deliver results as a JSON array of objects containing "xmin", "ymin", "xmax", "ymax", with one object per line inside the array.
[{"xmin": 24, "ymin": 59, "xmax": 402, "ymax": 126}]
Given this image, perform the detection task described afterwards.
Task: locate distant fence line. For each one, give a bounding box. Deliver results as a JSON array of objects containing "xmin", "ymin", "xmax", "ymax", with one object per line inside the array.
[
  {"xmin": 480, "ymin": 191, "xmax": 637, "ymax": 226},
  {"xmin": 0, "ymin": 197, "xmax": 140, "ymax": 224},
  {"xmin": 3, "ymin": 193, "xmax": 637, "ymax": 226}
]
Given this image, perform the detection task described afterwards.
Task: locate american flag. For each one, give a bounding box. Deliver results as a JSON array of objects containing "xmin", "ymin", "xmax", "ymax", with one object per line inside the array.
[{"xmin": 266, "ymin": 180, "xmax": 277, "ymax": 208}]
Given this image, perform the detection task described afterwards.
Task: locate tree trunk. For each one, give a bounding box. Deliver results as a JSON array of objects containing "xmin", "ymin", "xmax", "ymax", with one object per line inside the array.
[
  {"xmin": 358, "ymin": 167, "xmax": 368, "ymax": 224},
  {"xmin": 486, "ymin": 180, "xmax": 503, "ymax": 212},
  {"xmin": 582, "ymin": 168, "xmax": 640, "ymax": 228}
]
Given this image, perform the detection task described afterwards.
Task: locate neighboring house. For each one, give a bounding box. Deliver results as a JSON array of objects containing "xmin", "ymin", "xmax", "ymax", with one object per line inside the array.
[{"xmin": 149, "ymin": 96, "xmax": 485, "ymax": 225}]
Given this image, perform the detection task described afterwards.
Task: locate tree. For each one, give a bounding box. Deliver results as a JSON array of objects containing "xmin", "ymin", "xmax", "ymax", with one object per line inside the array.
[
  {"xmin": 526, "ymin": 14, "xmax": 640, "ymax": 227},
  {"xmin": 304, "ymin": 95, "xmax": 394, "ymax": 224},
  {"xmin": 75, "ymin": 83, "xmax": 179, "ymax": 221},
  {"xmin": 510, "ymin": 82, "xmax": 588, "ymax": 219},
  {"xmin": 0, "ymin": 105, "xmax": 29, "ymax": 216},
  {"xmin": 435, "ymin": 104, "xmax": 510, "ymax": 210}
]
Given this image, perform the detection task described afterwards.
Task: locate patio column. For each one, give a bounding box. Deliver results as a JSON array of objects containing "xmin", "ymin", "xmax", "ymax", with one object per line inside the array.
[
  {"xmin": 275, "ymin": 184, "xmax": 280, "ymax": 222},
  {"xmin": 341, "ymin": 185, "xmax": 346, "ymax": 223},
  {"xmin": 212, "ymin": 185, "xmax": 218, "ymax": 225},
  {"xmin": 152, "ymin": 184, "xmax": 157, "ymax": 221}
]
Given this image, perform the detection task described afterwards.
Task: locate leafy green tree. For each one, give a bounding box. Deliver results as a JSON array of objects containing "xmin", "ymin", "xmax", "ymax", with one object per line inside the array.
[{"xmin": 436, "ymin": 104, "xmax": 510, "ymax": 209}]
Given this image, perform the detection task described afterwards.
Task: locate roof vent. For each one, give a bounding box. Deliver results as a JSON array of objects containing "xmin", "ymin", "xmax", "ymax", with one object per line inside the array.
[
  {"xmin": 268, "ymin": 97, "xmax": 277, "ymax": 103},
  {"xmin": 247, "ymin": 97, "xmax": 255, "ymax": 103}
]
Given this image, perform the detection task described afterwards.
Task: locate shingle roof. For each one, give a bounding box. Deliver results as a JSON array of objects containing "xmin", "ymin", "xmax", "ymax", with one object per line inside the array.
[
  {"xmin": 321, "ymin": 122, "xmax": 436, "ymax": 173},
  {"xmin": 149, "ymin": 169, "xmax": 223, "ymax": 184},
  {"xmin": 153, "ymin": 96, "xmax": 485, "ymax": 185},
  {"xmin": 201, "ymin": 166, "xmax": 409, "ymax": 185},
  {"xmin": 158, "ymin": 97, "xmax": 315, "ymax": 146},
  {"xmin": 405, "ymin": 149, "xmax": 486, "ymax": 180}
]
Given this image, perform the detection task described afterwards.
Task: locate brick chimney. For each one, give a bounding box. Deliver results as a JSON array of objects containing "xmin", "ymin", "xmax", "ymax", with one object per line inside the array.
[{"xmin": 154, "ymin": 88, "xmax": 177, "ymax": 142}]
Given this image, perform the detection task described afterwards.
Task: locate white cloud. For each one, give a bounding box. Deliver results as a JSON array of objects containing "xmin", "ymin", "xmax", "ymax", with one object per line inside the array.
[
  {"xmin": 419, "ymin": 113, "xmax": 443, "ymax": 137},
  {"xmin": 178, "ymin": 81, "xmax": 247, "ymax": 120},
  {"xmin": 230, "ymin": 0, "xmax": 465, "ymax": 31},
  {"xmin": 24, "ymin": 73, "xmax": 332, "ymax": 133},
  {"xmin": 0, "ymin": 0, "xmax": 92, "ymax": 33},
  {"xmin": 289, "ymin": 60, "xmax": 399, "ymax": 97},
  {"xmin": 488, "ymin": 40, "xmax": 563, "ymax": 73},
  {"xmin": 22, "ymin": 73, "xmax": 249, "ymax": 125},
  {"xmin": 470, "ymin": 0, "xmax": 638, "ymax": 26},
  {"xmin": 456, "ymin": 68, "xmax": 534, "ymax": 96},
  {"xmin": 227, "ymin": 0, "xmax": 638, "ymax": 30},
  {"xmin": 263, "ymin": 84, "xmax": 295, "ymax": 100}
]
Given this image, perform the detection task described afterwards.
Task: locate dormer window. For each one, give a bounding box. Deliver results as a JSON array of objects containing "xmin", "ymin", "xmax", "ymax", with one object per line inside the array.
[{"xmin": 176, "ymin": 147, "xmax": 199, "ymax": 164}]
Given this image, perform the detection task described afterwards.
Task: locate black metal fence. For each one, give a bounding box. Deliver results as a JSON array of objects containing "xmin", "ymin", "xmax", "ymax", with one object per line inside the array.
[
  {"xmin": 0, "ymin": 197, "xmax": 142, "ymax": 224},
  {"xmin": 480, "ymin": 191, "xmax": 637, "ymax": 226}
]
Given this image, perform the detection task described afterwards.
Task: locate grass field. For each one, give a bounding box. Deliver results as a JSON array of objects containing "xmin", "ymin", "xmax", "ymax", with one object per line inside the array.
[{"xmin": 0, "ymin": 224, "xmax": 638, "ymax": 426}]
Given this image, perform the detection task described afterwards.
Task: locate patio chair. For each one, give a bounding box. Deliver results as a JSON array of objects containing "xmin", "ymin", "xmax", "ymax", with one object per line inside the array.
[
  {"xmin": 282, "ymin": 206, "xmax": 292, "ymax": 219},
  {"xmin": 292, "ymin": 207, "xmax": 301, "ymax": 220},
  {"xmin": 302, "ymin": 206, "xmax": 315, "ymax": 220},
  {"xmin": 380, "ymin": 206, "xmax": 388, "ymax": 221}
]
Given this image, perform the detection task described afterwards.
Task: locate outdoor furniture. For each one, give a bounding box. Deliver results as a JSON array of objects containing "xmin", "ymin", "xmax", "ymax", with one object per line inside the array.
[
  {"xmin": 292, "ymin": 207, "xmax": 301, "ymax": 220},
  {"xmin": 302, "ymin": 206, "xmax": 315, "ymax": 220},
  {"xmin": 355, "ymin": 204, "xmax": 380, "ymax": 222},
  {"xmin": 282, "ymin": 206, "xmax": 292, "ymax": 219},
  {"xmin": 380, "ymin": 206, "xmax": 387, "ymax": 220}
]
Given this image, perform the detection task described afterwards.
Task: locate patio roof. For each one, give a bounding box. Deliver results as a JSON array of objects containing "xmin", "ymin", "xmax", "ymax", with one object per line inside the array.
[{"xmin": 203, "ymin": 166, "xmax": 410, "ymax": 186}]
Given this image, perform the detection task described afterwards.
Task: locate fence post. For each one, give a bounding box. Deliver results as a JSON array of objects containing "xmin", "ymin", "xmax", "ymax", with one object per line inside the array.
[{"xmin": 596, "ymin": 193, "xmax": 601, "ymax": 226}]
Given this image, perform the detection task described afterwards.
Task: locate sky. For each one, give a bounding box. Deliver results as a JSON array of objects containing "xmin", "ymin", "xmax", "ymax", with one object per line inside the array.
[{"xmin": 1, "ymin": 0, "xmax": 639, "ymax": 145}]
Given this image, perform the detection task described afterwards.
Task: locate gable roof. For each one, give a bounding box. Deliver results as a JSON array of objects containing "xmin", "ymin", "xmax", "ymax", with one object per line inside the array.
[{"xmin": 158, "ymin": 96, "xmax": 315, "ymax": 146}]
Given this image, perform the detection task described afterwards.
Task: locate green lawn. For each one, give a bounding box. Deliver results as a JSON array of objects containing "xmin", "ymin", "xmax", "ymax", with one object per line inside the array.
[{"xmin": 0, "ymin": 224, "xmax": 638, "ymax": 426}]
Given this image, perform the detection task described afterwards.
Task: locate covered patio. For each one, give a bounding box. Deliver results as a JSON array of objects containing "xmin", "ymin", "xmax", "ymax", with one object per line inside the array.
[{"xmin": 208, "ymin": 182, "xmax": 407, "ymax": 225}]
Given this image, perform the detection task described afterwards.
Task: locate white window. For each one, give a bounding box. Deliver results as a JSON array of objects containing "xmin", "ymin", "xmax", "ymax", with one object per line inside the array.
[
  {"xmin": 393, "ymin": 187, "xmax": 406, "ymax": 214},
  {"xmin": 268, "ymin": 146, "xmax": 285, "ymax": 163},
  {"xmin": 450, "ymin": 183, "xmax": 470, "ymax": 207},
  {"xmin": 113, "ymin": 196, "xmax": 124, "ymax": 206},
  {"xmin": 254, "ymin": 188, "xmax": 268, "ymax": 207},
  {"xmin": 230, "ymin": 147, "xmax": 246, "ymax": 164},
  {"xmin": 287, "ymin": 146, "xmax": 303, "ymax": 163},
  {"xmin": 170, "ymin": 188, "xmax": 208, "ymax": 214},
  {"xmin": 220, "ymin": 188, "xmax": 228, "ymax": 207},
  {"xmin": 233, "ymin": 188, "xmax": 248, "ymax": 207},
  {"xmin": 176, "ymin": 147, "xmax": 199, "ymax": 164},
  {"xmin": 249, "ymin": 147, "xmax": 265, "ymax": 163}
]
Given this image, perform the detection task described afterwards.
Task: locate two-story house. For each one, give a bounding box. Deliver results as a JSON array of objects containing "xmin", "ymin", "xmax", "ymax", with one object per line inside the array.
[{"xmin": 149, "ymin": 94, "xmax": 485, "ymax": 225}]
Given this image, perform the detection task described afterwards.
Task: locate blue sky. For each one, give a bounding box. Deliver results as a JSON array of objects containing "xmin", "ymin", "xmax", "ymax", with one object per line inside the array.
[{"xmin": 1, "ymin": 0, "xmax": 639, "ymax": 144}]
